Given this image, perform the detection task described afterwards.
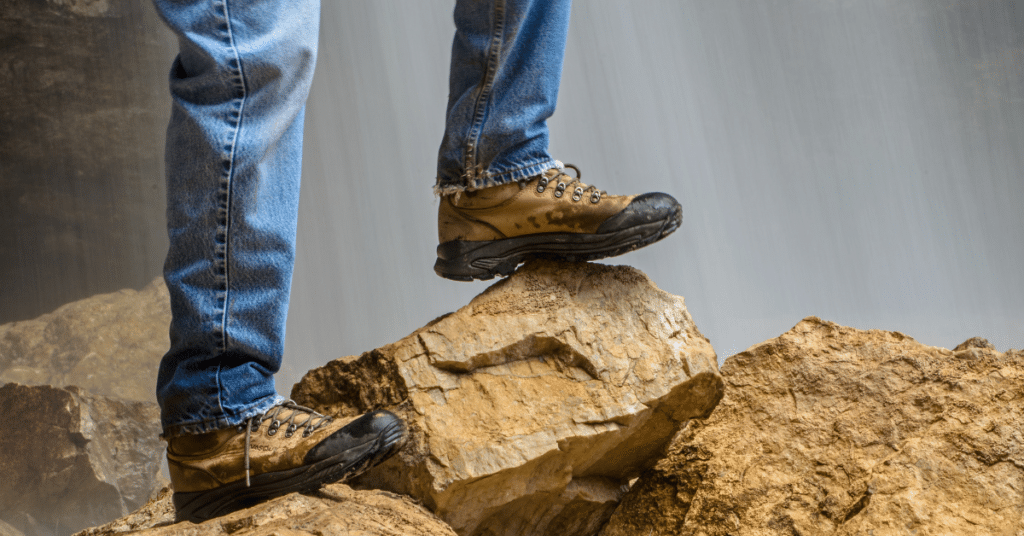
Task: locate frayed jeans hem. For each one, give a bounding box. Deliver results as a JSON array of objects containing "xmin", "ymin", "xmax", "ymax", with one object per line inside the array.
[
  {"xmin": 160, "ymin": 393, "xmax": 285, "ymax": 439},
  {"xmin": 433, "ymin": 158, "xmax": 558, "ymax": 197}
]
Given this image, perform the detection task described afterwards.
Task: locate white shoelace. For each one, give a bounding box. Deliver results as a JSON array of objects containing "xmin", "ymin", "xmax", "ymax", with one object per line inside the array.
[{"xmin": 239, "ymin": 401, "xmax": 333, "ymax": 486}]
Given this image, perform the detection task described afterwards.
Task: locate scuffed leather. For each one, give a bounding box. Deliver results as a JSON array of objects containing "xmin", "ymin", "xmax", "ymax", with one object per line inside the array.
[
  {"xmin": 438, "ymin": 169, "xmax": 635, "ymax": 243},
  {"xmin": 596, "ymin": 192, "xmax": 680, "ymax": 234}
]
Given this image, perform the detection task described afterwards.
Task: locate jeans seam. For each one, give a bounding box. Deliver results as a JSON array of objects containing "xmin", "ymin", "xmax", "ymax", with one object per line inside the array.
[
  {"xmin": 215, "ymin": 0, "xmax": 247, "ymax": 415},
  {"xmin": 463, "ymin": 0, "xmax": 505, "ymax": 182}
]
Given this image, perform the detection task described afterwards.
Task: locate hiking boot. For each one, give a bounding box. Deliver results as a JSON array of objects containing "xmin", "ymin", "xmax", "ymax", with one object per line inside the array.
[
  {"xmin": 166, "ymin": 401, "xmax": 406, "ymax": 523},
  {"xmin": 435, "ymin": 162, "xmax": 682, "ymax": 281}
]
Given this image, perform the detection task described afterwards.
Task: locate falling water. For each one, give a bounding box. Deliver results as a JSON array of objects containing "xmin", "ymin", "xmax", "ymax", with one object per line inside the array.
[{"xmin": 2, "ymin": 0, "xmax": 1021, "ymax": 392}]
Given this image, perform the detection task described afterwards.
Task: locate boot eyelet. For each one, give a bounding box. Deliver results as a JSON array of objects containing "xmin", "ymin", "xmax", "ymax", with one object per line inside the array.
[
  {"xmin": 267, "ymin": 421, "xmax": 281, "ymax": 436},
  {"xmin": 554, "ymin": 183, "xmax": 566, "ymax": 198},
  {"xmin": 536, "ymin": 177, "xmax": 549, "ymax": 193},
  {"xmin": 285, "ymin": 424, "xmax": 298, "ymax": 437},
  {"xmin": 572, "ymin": 187, "xmax": 584, "ymax": 202},
  {"xmin": 590, "ymin": 192, "xmax": 601, "ymax": 204},
  {"xmin": 303, "ymin": 427, "xmax": 313, "ymax": 438}
]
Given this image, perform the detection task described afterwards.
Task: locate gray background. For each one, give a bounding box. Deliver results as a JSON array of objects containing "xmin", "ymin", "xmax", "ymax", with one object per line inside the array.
[{"xmin": 3, "ymin": 0, "xmax": 1021, "ymax": 391}]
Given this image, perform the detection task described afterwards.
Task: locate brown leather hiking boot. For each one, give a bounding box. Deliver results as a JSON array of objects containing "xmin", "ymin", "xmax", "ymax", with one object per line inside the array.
[
  {"xmin": 435, "ymin": 162, "xmax": 682, "ymax": 280},
  {"xmin": 166, "ymin": 401, "xmax": 406, "ymax": 523}
]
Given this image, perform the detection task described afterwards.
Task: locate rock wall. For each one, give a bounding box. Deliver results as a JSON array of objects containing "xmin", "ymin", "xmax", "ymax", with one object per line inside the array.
[
  {"xmin": 0, "ymin": 0, "xmax": 173, "ymax": 323},
  {"xmin": 0, "ymin": 384, "xmax": 164, "ymax": 536},
  {"xmin": 292, "ymin": 260, "xmax": 724, "ymax": 536},
  {"xmin": 600, "ymin": 317, "xmax": 1024, "ymax": 535}
]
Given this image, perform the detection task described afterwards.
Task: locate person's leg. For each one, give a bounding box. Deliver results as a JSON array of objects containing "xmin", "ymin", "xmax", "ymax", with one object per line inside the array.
[
  {"xmin": 155, "ymin": 0, "xmax": 318, "ymax": 436},
  {"xmin": 435, "ymin": 0, "xmax": 572, "ymax": 193},
  {"xmin": 434, "ymin": 0, "xmax": 683, "ymax": 281},
  {"xmin": 152, "ymin": 0, "xmax": 405, "ymax": 523}
]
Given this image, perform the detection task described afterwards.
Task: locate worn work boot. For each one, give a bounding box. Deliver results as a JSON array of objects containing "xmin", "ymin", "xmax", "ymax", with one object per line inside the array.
[
  {"xmin": 435, "ymin": 162, "xmax": 682, "ymax": 281},
  {"xmin": 166, "ymin": 401, "xmax": 406, "ymax": 523}
]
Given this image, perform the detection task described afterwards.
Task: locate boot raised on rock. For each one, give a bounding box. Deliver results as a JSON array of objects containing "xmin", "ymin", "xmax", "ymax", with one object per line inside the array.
[{"xmin": 436, "ymin": 162, "xmax": 682, "ymax": 281}]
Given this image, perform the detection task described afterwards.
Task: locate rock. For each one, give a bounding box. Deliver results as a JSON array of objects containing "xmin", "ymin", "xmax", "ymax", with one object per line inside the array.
[
  {"xmin": 74, "ymin": 483, "xmax": 458, "ymax": 536},
  {"xmin": 954, "ymin": 336, "xmax": 996, "ymax": 351},
  {"xmin": 0, "ymin": 278, "xmax": 170, "ymax": 403},
  {"xmin": 600, "ymin": 317, "xmax": 1024, "ymax": 535},
  {"xmin": 0, "ymin": 519, "xmax": 24, "ymax": 536},
  {"xmin": 0, "ymin": 384, "xmax": 164, "ymax": 536},
  {"xmin": 291, "ymin": 260, "xmax": 724, "ymax": 536}
]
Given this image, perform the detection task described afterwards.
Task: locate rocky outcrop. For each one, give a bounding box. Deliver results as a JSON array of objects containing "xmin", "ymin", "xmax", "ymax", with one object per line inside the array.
[
  {"xmin": 0, "ymin": 519, "xmax": 24, "ymax": 536},
  {"xmin": 0, "ymin": 278, "xmax": 170, "ymax": 403},
  {"xmin": 75, "ymin": 484, "xmax": 458, "ymax": 536},
  {"xmin": 291, "ymin": 260, "xmax": 724, "ymax": 536},
  {"xmin": 0, "ymin": 384, "xmax": 165, "ymax": 536},
  {"xmin": 600, "ymin": 317, "xmax": 1024, "ymax": 535}
]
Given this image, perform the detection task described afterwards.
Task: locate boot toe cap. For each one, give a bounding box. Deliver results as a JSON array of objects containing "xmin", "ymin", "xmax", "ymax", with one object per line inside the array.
[
  {"xmin": 596, "ymin": 192, "xmax": 681, "ymax": 233},
  {"xmin": 304, "ymin": 409, "xmax": 406, "ymax": 464}
]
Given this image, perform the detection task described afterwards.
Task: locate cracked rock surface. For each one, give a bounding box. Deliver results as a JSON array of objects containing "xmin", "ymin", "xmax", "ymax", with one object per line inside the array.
[
  {"xmin": 74, "ymin": 484, "xmax": 457, "ymax": 536},
  {"xmin": 291, "ymin": 260, "xmax": 724, "ymax": 536},
  {"xmin": 600, "ymin": 317, "xmax": 1024, "ymax": 535}
]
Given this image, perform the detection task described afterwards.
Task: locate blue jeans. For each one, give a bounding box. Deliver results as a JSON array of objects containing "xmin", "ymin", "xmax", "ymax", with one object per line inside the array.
[{"xmin": 155, "ymin": 0, "xmax": 572, "ymax": 436}]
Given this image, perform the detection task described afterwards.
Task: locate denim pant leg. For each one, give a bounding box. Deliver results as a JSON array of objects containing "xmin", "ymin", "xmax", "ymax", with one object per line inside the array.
[
  {"xmin": 153, "ymin": 0, "xmax": 320, "ymax": 436},
  {"xmin": 435, "ymin": 0, "xmax": 572, "ymax": 193}
]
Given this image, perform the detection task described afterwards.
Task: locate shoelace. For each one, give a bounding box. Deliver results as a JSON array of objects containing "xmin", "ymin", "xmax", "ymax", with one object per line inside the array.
[
  {"xmin": 536, "ymin": 161, "xmax": 605, "ymax": 204},
  {"xmin": 238, "ymin": 400, "xmax": 333, "ymax": 486}
]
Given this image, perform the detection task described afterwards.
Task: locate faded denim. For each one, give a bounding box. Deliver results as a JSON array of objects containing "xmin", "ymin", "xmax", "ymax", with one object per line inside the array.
[
  {"xmin": 436, "ymin": 0, "xmax": 572, "ymax": 193},
  {"xmin": 155, "ymin": 0, "xmax": 570, "ymax": 436}
]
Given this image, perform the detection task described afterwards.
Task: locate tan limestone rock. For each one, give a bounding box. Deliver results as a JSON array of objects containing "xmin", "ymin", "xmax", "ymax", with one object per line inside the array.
[
  {"xmin": 600, "ymin": 317, "xmax": 1024, "ymax": 535},
  {"xmin": 0, "ymin": 278, "xmax": 170, "ymax": 402},
  {"xmin": 0, "ymin": 383, "xmax": 164, "ymax": 536},
  {"xmin": 0, "ymin": 519, "xmax": 24, "ymax": 536},
  {"xmin": 291, "ymin": 259, "xmax": 724, "ymax": 536},
  {"xmin": 74, "ymin": 484, "xmax": 458, "ymax": 536}
]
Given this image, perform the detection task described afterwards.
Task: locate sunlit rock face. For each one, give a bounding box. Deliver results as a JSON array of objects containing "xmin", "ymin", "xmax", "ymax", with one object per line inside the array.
[
  {"xmin": 74, "ymin": 484, "xmax": 458, "ymax": 536},
  {"xmin": 0, "ymin": 278, "xmax": 170, "ymax": 403},
  {"xmin": 600, "ymin": 318, "xmax": 1024, "ymax": 535},
  {"xmin": 0, "ymin": 384, "xmax": 164, "ymax": 536},
  {"xmin": 292, "ymin": 259, "xmax": 724, "ymax": 536}
]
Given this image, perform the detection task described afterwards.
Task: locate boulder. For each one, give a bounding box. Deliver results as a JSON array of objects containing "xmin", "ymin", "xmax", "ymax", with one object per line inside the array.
[
  {"xmin": 73, "ymin": 484, "xmax": 458, "ymax": 536},
  {"xmin": 291, "ymin": 260, "xmax": 724, "ymax": 536},
  {"xmin": 600, "ymin": 317, "xmax": 1024, "ymax": 535},
  {"xmin": 0, "ymin": 278, "xmax": 170, "ymax": 403},
  {"xmin": 0, "ymin": 519, "xmax": 23, "ymax": 536},
  {"xmin": 0, "ymin": 384, "xmax": 164, "ymax": 536}
]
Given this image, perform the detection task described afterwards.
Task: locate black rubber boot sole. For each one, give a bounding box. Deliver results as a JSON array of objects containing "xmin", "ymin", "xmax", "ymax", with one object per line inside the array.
[
  {"xmin": 434, "ymin": 204, "xmax": 682, "ymax": 281},
  {"xmin": 172, "ymin": 417, "xmax": 406, "ymax": 524}
]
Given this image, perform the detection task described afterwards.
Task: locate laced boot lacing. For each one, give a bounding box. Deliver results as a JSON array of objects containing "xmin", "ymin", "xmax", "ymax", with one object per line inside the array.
[
  {"xmin": 534, "ymin": 161, "xmax": 605, "ymax": 204},
  {"xmin": 237, "ymin": 401, "xmax": 333, "ymax": 486}
]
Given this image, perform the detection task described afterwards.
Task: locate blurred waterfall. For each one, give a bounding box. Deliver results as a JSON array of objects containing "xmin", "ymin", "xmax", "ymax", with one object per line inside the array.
[{"xmin": 1, "ymin": 1, "xmax": 1021, "ymax": 392}]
